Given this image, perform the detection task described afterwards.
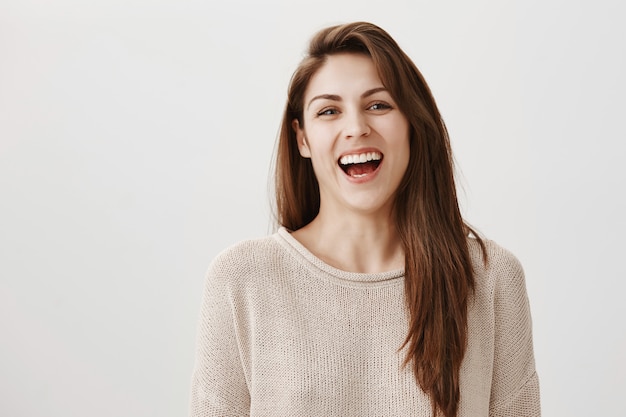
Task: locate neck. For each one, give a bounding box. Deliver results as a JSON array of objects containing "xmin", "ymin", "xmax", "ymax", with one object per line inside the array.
[{"xmin": 291, "ymin": 209, "xmax": 405, "ymax": 274}]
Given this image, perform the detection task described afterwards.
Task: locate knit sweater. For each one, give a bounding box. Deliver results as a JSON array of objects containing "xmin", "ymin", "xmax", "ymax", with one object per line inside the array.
[{"xmin": 189, "ymin": 228, "xmax": 540, "ymax": 416}]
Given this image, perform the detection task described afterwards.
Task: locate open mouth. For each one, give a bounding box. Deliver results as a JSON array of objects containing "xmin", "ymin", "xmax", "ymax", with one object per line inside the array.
[{"xmin": 338, "ymin": 151, "xmax": 383, "ymax": 178}]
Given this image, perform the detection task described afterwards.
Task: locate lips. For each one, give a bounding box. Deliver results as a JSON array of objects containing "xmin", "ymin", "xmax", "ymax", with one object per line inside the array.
[{"xmin": 338, "ymin": 151, "xmax": 383, "ymax": 178}]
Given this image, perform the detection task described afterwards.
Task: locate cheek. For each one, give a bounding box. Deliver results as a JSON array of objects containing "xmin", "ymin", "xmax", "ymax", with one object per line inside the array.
[
  {"xmin": 394, "ymin": 139, "xmax": 410, "ymax": 169},
  {"xmin": 305, "ymin": 127, "xmax": 336, "ymax": 155},
  {"xmin": 307, "ymin": 122, "xmax": 334, "ymax": 139},
  {"xmin": 394, "ymin": 126, "xmax": 411, "ymax": 174}
]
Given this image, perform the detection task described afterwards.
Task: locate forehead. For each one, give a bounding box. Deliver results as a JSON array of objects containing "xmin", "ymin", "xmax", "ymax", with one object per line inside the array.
[{"xmin": 304, "ymin": 53, "xmax": 383, "ymax": 98}]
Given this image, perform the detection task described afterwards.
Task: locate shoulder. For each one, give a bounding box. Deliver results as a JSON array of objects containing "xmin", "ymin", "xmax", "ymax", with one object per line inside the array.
[
  {"xmin": 468, "ymin": 238, "xmax": 527, "ymax": 295},
  {"xmin": 469, "ymin": 237, "xmax": 523, "ymax": 273},
  {"xmin": 208, "ymin": 234, "xmax": 281, "ymax": 276}
]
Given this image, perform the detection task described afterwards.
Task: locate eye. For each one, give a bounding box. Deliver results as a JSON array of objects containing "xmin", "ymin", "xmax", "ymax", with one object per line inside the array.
[
  {"xmin": 317, "ymin": 107, "xmax": 339, "ymax": 116},
  {"xmin": 368, "ymin": 102, "xmax": 392, "ymax": 111}
]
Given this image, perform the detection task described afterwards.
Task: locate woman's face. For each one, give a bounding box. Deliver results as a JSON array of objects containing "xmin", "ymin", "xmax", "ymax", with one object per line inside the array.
[{"xmin": 293, "ymin": 53, "xmax": 410, "ymax": 218}]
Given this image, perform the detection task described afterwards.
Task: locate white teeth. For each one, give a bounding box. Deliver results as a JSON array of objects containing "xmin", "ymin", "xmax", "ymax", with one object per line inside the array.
[{"xmin": 339, "ymin": 152, "xmax": 382, "ymax": 165}]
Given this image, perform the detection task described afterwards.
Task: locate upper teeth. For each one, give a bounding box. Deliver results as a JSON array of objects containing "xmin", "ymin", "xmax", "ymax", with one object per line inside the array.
[{"xmin": 339, "ymin": 152, "xmax": 382, "ymax": 165}]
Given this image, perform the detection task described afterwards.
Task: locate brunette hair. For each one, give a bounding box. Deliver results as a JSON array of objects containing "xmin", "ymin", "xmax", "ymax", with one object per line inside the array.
[{"xmin": 274, "ymin": 22, "xmax": 485, "ymax": 417}]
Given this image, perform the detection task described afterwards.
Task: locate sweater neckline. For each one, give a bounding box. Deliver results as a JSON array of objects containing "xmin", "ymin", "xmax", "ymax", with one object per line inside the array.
[{"xmin": 275, "ymin": 227, "xmax": 405, "ymax": 285}]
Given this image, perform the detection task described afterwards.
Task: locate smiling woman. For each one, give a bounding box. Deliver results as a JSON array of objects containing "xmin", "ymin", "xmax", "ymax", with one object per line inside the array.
[
  {"xmin": 292, "ymin": 53, "xmax": 410, "ymax": 224},
  {"xmin": 189, "ymin": 22, "xmax": 540, "ymax": 417}
]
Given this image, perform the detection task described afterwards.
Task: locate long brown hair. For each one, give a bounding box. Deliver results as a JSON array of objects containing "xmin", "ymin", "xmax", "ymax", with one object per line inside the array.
[{"xmin": 274, "ymin": 22, "xmax": 485, "ymax": 417}]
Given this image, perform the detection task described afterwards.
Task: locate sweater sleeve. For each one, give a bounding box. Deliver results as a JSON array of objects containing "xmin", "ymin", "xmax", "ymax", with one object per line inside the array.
[
  {"xmin": 189, "ymin": 259, "xmax": 250, "ymax": 417},
  {"xmin": 489, "ymin": 249, "xmax": 541, "ymax": 417}
]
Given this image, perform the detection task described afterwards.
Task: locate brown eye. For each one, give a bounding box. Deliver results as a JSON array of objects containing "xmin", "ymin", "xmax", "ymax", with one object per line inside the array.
[
  {"xmin": 369, "ymin": 102, "xmax": 391, "ymax": 111},
  {"xmin": 317, "ymin": 108, "xmax": 339, "ymax": 116}
]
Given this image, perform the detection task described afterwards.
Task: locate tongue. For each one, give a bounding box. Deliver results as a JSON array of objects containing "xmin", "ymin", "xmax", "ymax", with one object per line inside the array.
[{"xmin": 346, "ymin": 161, "xmax": 378, "ymax": 177}]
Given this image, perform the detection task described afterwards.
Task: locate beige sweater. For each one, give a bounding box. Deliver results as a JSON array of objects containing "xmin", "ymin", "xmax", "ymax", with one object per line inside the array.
[{"xmin": 189, "ymin": 228, "xmax": 540, "ymax": 416}]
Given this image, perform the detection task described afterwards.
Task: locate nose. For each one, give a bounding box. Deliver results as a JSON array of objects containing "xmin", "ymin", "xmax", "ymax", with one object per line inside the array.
[{"xmin": 343, "ymin": 109, "xmax": 370, "ymax": 139}]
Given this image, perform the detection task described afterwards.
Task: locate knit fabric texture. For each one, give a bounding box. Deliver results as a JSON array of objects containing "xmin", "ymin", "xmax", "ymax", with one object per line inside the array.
[{"xmin": 189, "ymin": 228, "xmax": 540, "ymax": 416}]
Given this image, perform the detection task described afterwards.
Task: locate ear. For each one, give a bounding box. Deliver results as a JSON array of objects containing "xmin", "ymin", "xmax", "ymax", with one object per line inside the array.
[{"xmin": 292, "ymin": 119, "xmax": 311, "ymax": 158}]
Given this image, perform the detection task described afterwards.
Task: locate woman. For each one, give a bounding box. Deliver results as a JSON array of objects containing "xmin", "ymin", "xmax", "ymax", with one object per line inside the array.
[{"xmin": 190, "ymin": 22, "xmax": 540, "ymax": 417}]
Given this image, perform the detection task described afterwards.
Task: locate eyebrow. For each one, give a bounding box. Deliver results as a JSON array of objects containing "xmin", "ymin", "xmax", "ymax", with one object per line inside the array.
[{"xmin": 306, "ymin": 87, "xmax": 388, "ymax": 110}]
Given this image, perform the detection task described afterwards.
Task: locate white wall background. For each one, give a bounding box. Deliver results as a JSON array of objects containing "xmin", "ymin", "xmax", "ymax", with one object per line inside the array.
[{"xmin": 1, "ymin": 0, "xmax": 624, "ymax": 415}]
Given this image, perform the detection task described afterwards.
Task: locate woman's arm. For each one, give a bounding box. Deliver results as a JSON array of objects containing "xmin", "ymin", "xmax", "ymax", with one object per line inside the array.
[
  {"xmin": 189, "ymin": 260, "xmax": 250, "ymax": 417},
  {"xmin": 489, "ymin": 249, "xmax": 541, "ymax": 417}
]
